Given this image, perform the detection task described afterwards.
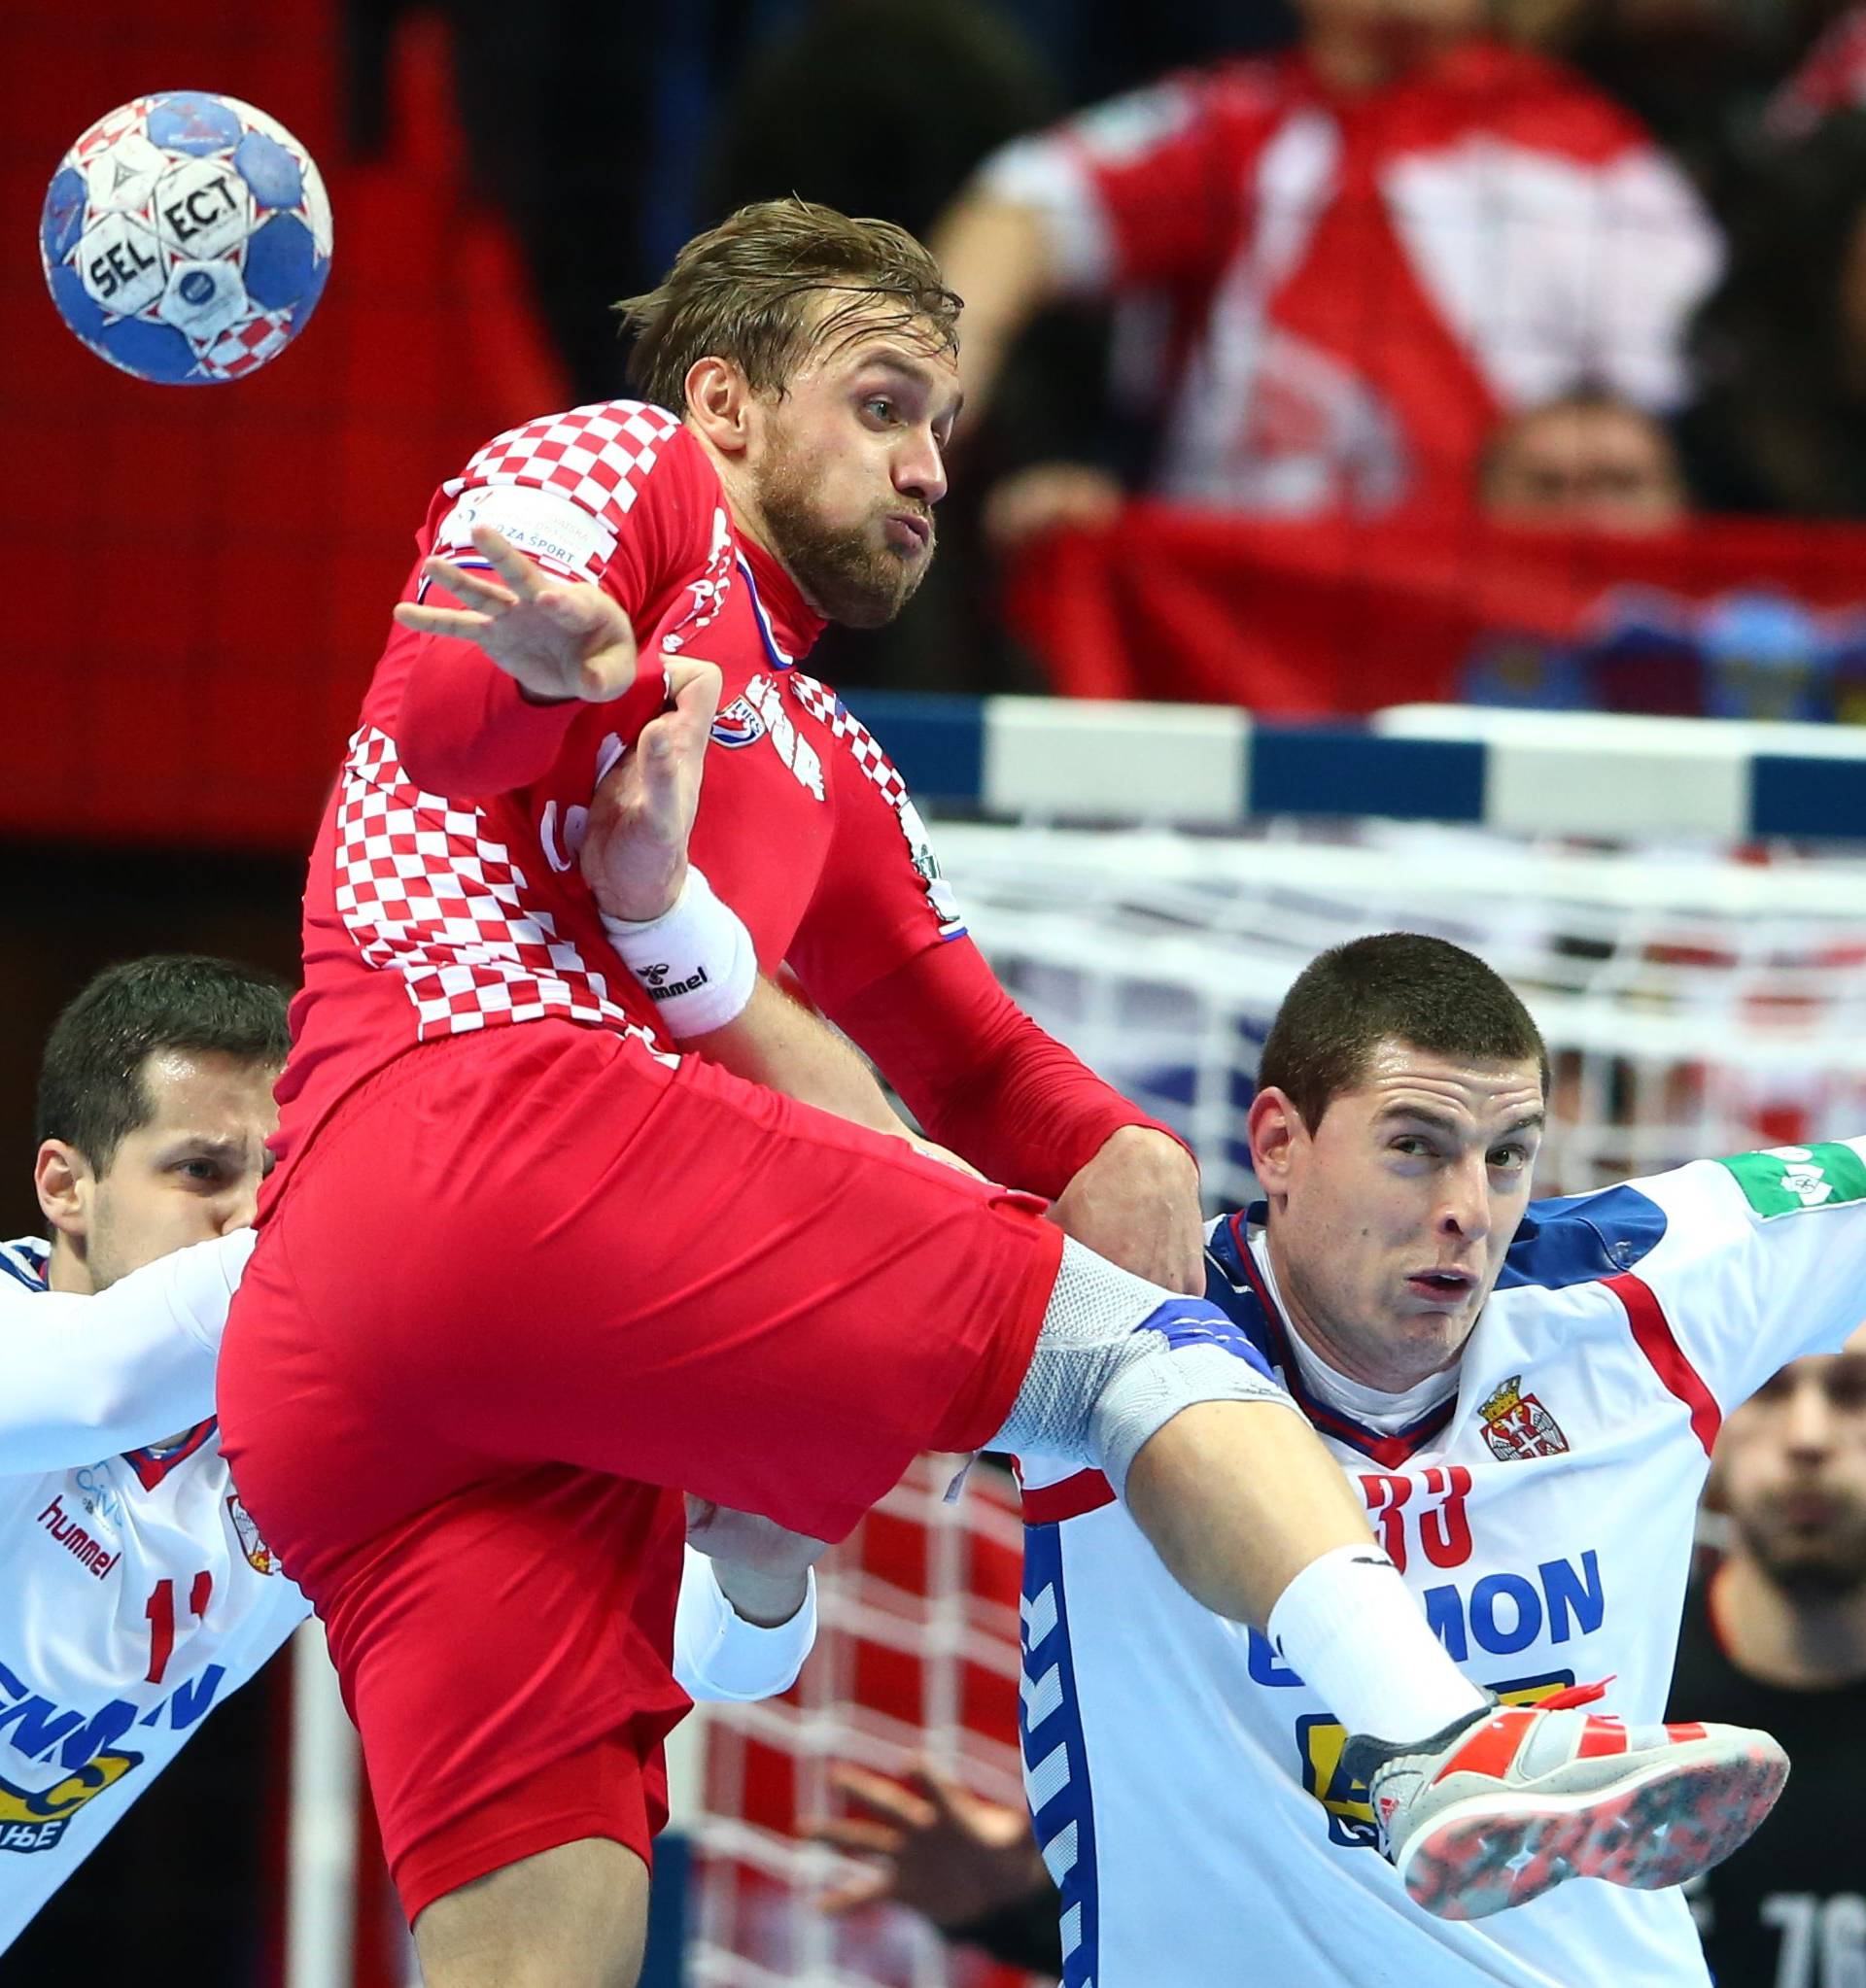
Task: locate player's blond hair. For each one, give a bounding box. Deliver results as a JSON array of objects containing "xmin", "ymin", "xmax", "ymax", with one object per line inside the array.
[{"xmin": 616, "ymin": 197, "xmax": 961, "ymax": 414}]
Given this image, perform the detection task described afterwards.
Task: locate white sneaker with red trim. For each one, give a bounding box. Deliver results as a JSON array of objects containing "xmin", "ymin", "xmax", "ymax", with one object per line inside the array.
[{"xmin": 1339, "ymin": 1681, "xmax": 1790, "ymax": 1922}]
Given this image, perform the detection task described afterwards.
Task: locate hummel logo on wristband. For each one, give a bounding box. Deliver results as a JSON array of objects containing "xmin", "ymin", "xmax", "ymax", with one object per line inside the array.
[{"xmin": 600, "ymin": 867, "xmax": 757, "ymax": 1037}]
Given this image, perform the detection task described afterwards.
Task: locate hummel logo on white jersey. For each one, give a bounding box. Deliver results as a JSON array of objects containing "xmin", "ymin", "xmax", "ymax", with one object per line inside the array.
[{"xmin": 35, "ymin": 1495, "xmax": 121, "ymax": 1581}]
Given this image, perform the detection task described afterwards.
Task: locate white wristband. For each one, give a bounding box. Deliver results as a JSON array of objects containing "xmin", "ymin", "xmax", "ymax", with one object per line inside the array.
[{"xmin": 601, "ymin": 866, "xmax": 758, "ymax": 1037}]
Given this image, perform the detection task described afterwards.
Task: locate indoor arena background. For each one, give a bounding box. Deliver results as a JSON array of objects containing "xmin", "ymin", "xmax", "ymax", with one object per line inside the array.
[{"xmin": 11, "ymin": 0, "xmax": 1866, "ymax": 1982}]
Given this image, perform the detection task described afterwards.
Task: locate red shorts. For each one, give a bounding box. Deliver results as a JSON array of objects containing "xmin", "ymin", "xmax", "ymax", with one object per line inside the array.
[{"xmin": 219, "ymin": 1021, "xmax": 1059, "ymax": 1920}]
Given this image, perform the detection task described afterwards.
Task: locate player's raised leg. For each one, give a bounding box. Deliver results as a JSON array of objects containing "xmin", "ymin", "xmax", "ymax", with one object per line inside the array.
[{"xmin": 985, "ymin": 1221, "xmax": 1788, "ymax": 1927}]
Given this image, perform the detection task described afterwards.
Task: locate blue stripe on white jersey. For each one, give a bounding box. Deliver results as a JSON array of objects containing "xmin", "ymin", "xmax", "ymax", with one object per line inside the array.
[
  {"xmin": 1200, "ymin": 1217, "xmax": 1278, "ymax": 1362},
  {"xmin": 1021, "ymin": 1518, "xmax": 1101, "ymax": 1988}
]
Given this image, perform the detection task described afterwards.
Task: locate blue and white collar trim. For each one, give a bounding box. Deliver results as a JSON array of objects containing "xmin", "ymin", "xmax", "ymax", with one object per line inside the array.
[{"xmin": 0, "ymin": 1236, "xmax": 50, "ymax": 1292}]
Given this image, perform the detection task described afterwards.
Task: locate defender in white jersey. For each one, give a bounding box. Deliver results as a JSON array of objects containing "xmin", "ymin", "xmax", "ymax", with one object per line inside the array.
[
  {"xmin": 1, "ymin": 956, "xmax": 821, "ymax": 1954},
  {"xmin": 1016, "ymin": 934, "xmax": 1823, "ymax": 1986}
]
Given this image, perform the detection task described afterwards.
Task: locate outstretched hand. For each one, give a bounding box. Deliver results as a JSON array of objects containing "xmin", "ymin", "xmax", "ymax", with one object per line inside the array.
[
  {"xmin": 578, "ymin": 657, "xmax": 723, "ymax": 922},
  {"xmin": 806, "ymin": 1762, "xmax": 1051, "ymax": 1924},
  {"xmin": 392, "ymin": 524, "xmax": 640, "ymax": 703}
]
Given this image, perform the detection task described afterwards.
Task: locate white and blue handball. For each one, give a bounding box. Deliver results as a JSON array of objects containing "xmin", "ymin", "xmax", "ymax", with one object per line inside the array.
[{"xmin": 40, "ymin": 91, "xmax": 333, "ymax": 385}]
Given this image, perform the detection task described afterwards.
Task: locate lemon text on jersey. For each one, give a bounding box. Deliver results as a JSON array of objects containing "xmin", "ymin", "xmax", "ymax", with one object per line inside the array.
[
  {"xmin": 0, "ymin": 1749, "xmax": 140, "ymax": 1855},
  {"xmin": 1718, "ymin": 1142, "xmax": 1866, "ymax": 1220},
  {"xmin": 0, "ymin": 1656, "xmax": 226, "ymax": 1854}
]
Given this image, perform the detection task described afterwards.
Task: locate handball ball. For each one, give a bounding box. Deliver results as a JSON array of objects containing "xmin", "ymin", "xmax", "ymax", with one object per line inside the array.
[{"xmin": 40, "ymin": 91, "xmax": 332, "ymax": 385}]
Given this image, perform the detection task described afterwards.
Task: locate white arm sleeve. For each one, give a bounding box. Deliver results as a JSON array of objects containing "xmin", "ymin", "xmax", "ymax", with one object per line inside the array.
[
  {"xmin": 0, "ymin": 1229, "xmax": 255, "ymax": 1474},
  {"xmin": 672, "ymin": 1545, "xmax": 817, "ymax": 1703},
  {"xmin": 1632, "ymin": 1139, "xmax": 1866, "ymax": 1408}
]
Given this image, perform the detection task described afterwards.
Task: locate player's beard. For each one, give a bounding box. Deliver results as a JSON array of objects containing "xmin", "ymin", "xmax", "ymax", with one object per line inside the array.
[
  {"xmin": 1740, "ymin": 1493, "xmax": 1866, "ymax": 1600},
  {"xmin": 755, "ymin": 453, "xmax": 934, "ymax": 631}
]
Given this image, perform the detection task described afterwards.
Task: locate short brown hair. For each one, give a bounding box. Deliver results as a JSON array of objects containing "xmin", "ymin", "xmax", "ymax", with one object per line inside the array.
[
  {"xmin": 616, "ymin": 196, "xmax": 961, "ymax": 413},
  {"xmin": 1260, "ymin": 934, "xmax": 1548, "ymax": 1131}
]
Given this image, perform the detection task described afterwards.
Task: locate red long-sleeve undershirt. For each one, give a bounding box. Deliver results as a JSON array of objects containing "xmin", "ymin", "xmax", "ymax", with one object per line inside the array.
[{"xmin": 828, "ymin": 939, "xmax": 1192, "ymax": 1202}]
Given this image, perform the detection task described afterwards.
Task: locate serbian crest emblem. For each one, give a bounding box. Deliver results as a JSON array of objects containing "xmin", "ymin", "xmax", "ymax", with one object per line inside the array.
[
  {"xmin": 1477, "ymin": 1375, "xmax": 1570, "ymax": 1461},
  {"xmin": 227, "ymin": 1491, "xmax": 279, "ymax": 1575}
]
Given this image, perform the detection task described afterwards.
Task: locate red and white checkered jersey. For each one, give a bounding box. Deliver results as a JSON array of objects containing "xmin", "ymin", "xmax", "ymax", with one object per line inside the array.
[
  {"xmin": 980, "ymin": 41, "xmax": 1721, "ymax": 517},
  {"xmin": 1014, "ymin": 1142, "xmax": 1866, "ymax": 1986},
  {"xmin": 272, "ymin": 401, "xmax": 1174, "ymax": 1199},
  {"xmin": 271, "ymin": 401, "xmax": 706, "ymax": 1183}
]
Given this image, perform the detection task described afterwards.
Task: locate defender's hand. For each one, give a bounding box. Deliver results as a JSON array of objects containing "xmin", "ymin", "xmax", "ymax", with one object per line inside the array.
[
  {"xmin": 393, "ymin": 524, "xmax": 640, "ymax": 703},
  {"xmin": 1048, "ymin": 1125, "xmax": 1204, "ymax": 1295},
  {"xmin": 806, "ymin": 1763, "xmax": 1051, "ymax": 1923},
  {"xmin": 580, "ymin": 659, "xmax": 723, "ymax": 921}
]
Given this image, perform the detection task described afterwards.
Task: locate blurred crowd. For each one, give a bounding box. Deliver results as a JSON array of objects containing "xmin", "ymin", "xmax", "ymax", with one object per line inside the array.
[{"xmin": 348, "ymin": 0, "xmax": 1866, "ymax": 695}]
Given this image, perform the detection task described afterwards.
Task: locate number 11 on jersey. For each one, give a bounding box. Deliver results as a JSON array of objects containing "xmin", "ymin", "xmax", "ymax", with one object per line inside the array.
[{"xmin": 144, "ymin": 1571, "xmax": 214, "ymax": 1684}]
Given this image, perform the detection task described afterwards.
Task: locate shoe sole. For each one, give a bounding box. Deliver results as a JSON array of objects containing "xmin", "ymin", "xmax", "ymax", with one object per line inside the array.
[{"xmin": 1397, "ymin": 1731, "xmax": 1790, "ymax": 1922}]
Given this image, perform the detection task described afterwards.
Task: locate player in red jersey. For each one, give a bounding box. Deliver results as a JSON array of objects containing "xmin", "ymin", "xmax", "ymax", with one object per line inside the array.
[{"xmin": 219, "ymin": 199, "xmax": 1774, "ymax": 1987}]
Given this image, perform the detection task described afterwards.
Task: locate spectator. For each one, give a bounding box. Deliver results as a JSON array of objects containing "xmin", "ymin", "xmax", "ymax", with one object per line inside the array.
[
  {"xmin": 935, "ymin": 0, "xmax": 1721, "ymax": 531},
  {"xmin": 1770, "ymin": 5, "xmax": 1866, "ymax": 141},
  {"xmin": 1479, "ymin": 387, "xmax": 1689, "ymax": 531},
  {"xmin": 990, "ymin": 0, "xmax": 1297, "ymax": 110},
  {"xmin": 702, "ymin": 0, "xmax": 1058, "ymax": 246},
  {"xmin": 347, "ymin": 0, "xmax": 681, "ymax": 401},
  {"xmin": 1679, "ymin": 111, "xmax": 1866, "ymax": 516},
  {"xmin": 696, "ymin": 0, "xmax": 1076, "ymax": 693},
  {"xmin": 1668, "ymin": 1333, "xmax": 1866, "ymax": 1984},
  {"xmin": 1502, "ymin": 0, "xmax": 1789, "ymax": 210}
]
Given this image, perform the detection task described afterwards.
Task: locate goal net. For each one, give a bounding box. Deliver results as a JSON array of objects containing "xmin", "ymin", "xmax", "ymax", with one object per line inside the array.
[
  {"xmin": 681, "ymin": 1454, "xmax": 1031, "ymax": 1988},
  {"xmin": 677, "ymin": 814, "xmax": 1866, "ymax": 1988}
]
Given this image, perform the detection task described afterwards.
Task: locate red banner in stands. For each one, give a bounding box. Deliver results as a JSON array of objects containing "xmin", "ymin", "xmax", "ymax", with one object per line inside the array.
[{"xmin": 1005, "ymin": 506, "xmax": 1866, "ymax": 723}]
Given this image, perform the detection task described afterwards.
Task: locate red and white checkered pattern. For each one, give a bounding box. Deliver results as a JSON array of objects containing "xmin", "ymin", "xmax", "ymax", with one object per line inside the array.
[
  {"xmin": 332, "ymin": 725, "xmax": 674, "ymax": 1055},
  {"xmin": 790, "ymin": 672, "xmax": 964, "ymax": 938},
  {"xmin": 791, "ymin": 672, "xmax": 910, "ymax": 809},
  {"xmin": 200, "ymin": 311, "xmax": 293, "ymax": 380},
  {"xmin": 446, "ymin": 400, "xmax": 681, "ymax": 536}
]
